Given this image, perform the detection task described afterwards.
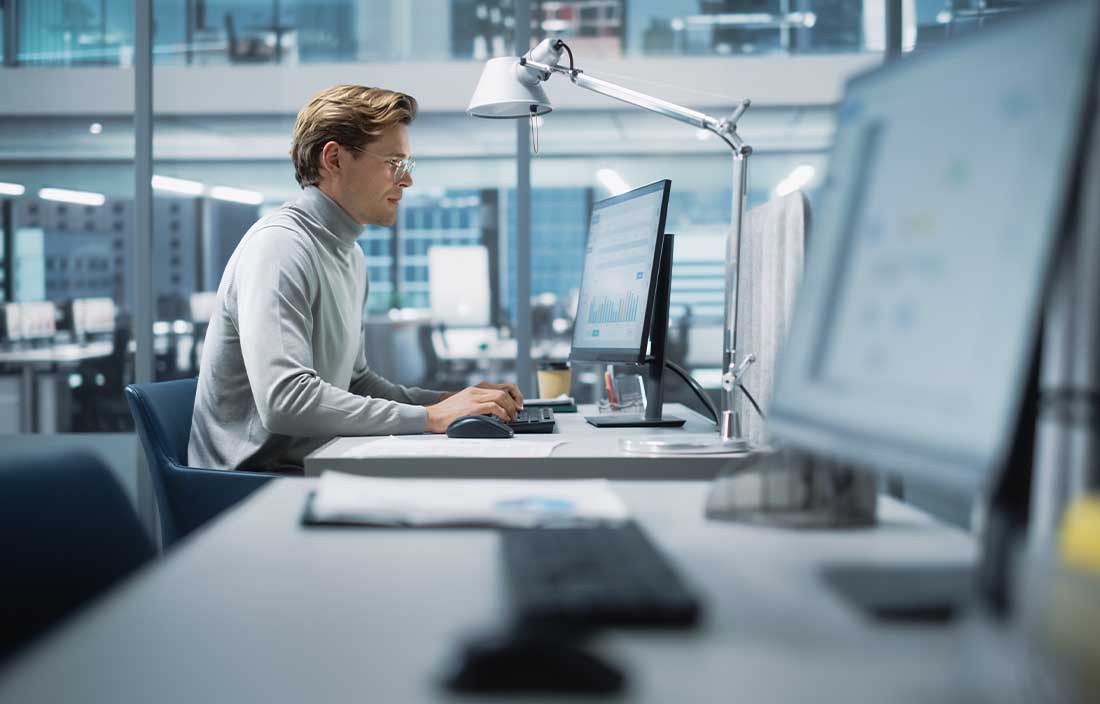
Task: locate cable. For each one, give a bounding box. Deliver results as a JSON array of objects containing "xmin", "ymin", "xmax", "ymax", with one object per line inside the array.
[
  {"xmin": 554, "ymin": 39, "xmax": 575, "ymax": 72},
  {"xmin": 664, "ymin": 360, "xmax": 719, "ymax": 424},
  {"xmin": 738, "ymin": 383, "xmax": 766, "ymax": 420}
]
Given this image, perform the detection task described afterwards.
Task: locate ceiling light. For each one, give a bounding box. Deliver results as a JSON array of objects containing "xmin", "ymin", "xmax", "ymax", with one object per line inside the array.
[
  {"xmin": 39, "ymin": 187, "xmax": 106, "ymax": 206},
  {"xmin": 595, "ymin": 168, "xmax": 631, "ymax": 196},
  {"xmin": 152, "ymin": 175, "xmax": 205, "ymax": 196},
  {"xmin": 0, "ymin": 181, "xmax": 26, "ymax": 196},
  {"xmin": 210, "ymin": 186, "xmax": 264, "ymax": 205},
  {"xmin": 89, "ymin": 122, "xmax": 103, "ymax": 135},
  {"xmin": 774, "ymin": 165, "xmax": 816, "ymax": 197}
]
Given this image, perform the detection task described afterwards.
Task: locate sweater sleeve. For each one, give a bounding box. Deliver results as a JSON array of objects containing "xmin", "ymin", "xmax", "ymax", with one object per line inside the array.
[
  {"xmin": 347, "ymin": 309, "xmax": 444, "ymax": 406},
  {"xmin": 233, "ymin": 227, "xmax": 428, "ymax": 436},
  {"xmin": 349, "ymin": 357, "xmax": 445, "ymax": 406}
]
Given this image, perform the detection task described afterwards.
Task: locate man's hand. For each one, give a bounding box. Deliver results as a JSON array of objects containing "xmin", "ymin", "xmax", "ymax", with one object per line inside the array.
[
  {"xmin": 426, "ymin": 383, "xmax": 523, "ymax": 433},
  {"xmin": 472, "ymin": 381, "xmax": 524, "ymax": 409}
]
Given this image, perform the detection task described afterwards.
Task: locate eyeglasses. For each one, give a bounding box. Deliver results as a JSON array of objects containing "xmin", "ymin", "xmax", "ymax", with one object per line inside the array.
[{"xmin": 351, "ymin": 148, "xmax": 415, "ymax": 184}]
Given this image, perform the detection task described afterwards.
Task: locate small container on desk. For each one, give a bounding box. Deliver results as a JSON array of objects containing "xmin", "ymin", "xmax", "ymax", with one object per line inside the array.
[{"xmin": 588, "ymin": 364, "xmax": 684, "ymax": 428}]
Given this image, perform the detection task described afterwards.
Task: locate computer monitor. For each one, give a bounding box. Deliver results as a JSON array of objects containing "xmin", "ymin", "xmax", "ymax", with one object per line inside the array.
[
  {"xmin": 428, "ymin": 245, "xmax": 491, "ymax": 327},
  {"xmin": 569, "ymin": 179, "xmax": 684, "ymax": 427},
  {"xmin": 768, "ymin": 0, "xmax": 1100, "ymax": 496},
  {"xmin": 189, "ymin": 292, "xmax": 219, "ymax": 325},
  {"xmin": 71, "ymin": 297, "xmax": 116, "ymax": 337},
  {"xmin": 2, "ymin": 302, "xmax": 57, "ymax": 343},
  {"xmin": 571, "ymin": 179, "xmax": 670, "ymax": 364}
]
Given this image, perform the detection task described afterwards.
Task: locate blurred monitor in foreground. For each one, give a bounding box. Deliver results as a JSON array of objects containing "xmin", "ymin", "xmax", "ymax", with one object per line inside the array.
[{"xmin": 769, "ymin": 0, "xmax": 1099, "ymax": 496}]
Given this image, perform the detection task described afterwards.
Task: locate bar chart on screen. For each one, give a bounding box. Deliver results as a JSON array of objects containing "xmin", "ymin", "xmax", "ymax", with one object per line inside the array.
[{"xmin": 586, "ymin": 290, "xmax": 640, "ymax": 325}]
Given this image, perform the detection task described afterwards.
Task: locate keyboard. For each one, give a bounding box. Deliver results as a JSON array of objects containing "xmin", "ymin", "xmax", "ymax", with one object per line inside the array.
[
  {"xmin": 506, "ymin": 407, "xmax": 556, "ymax": 434},
  {"xmin": 501, "ymin": 522, "xmax": 701, "ymax": 627}
]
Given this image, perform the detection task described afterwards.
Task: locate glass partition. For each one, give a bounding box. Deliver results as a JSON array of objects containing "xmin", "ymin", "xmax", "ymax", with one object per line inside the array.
[
  {"xmin": 0, "ymin": 122, "xmax": 136, "ymax": 432},
  {"xmin": 5, "ymin": 0, "xmax": 908, "ymax": 67},
  {"xmin": 16, "ymin": 0, "xmax": 134, "ymax": 66}
]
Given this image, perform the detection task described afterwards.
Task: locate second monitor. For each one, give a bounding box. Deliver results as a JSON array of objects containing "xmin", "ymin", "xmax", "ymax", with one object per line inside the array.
[{"xmin": 570, "ymin": 179, "xmax": 685, "ymax": 428}]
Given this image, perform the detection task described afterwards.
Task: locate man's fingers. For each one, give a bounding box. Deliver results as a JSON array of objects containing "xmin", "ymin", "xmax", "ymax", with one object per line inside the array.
[
  {"xmin": 502, "ymin": 383, "xmax": 524, "ymax": 407},
  {"xmin": 476, "ymin": 382, "xmax": 524, "ymax": 408},
  {"xmin": 478, "ymin": 402, "xmax": 509, "ymax": 421},
  {"xmin": 493, "ymin": 389, "xmax": 517, "ymax": 418}
]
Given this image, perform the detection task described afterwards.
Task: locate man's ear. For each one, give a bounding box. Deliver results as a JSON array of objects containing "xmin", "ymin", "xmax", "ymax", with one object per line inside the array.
[{"xmin": 319, "ymin": 141, "xmax": 341, "ymax": 179}]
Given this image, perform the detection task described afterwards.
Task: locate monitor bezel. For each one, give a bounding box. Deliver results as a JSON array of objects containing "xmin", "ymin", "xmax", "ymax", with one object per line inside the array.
[{"xmin": 569, "ymin": 179, "xmax": 671, "ymax": 364}]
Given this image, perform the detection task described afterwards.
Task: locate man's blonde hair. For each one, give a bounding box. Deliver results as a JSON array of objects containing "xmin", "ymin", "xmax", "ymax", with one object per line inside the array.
[{"xmin": 290, "ymin": 85, "xmax": 418, "ymax": 188}]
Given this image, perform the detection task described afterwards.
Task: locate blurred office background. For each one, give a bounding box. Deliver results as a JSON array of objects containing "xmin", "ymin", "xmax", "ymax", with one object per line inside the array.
[{"xmin": 0, "ymin": 0, "xmax": 1036, "ymax": 509}]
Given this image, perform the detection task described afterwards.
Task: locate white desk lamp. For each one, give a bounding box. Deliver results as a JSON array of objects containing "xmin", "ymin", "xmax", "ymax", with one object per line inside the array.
[{"xmin": 468, "ymin": 38, "xmax": 755, "ymax": 450}]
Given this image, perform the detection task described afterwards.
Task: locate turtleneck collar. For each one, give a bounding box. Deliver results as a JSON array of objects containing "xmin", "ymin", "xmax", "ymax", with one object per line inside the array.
[{"xmin": 290, "ymin": 185, "xmax": 364, "ymax": 249}]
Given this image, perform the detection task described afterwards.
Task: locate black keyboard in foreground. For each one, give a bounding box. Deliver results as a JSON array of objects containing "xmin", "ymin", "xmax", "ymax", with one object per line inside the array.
[
  {"xmin": 501, "ymin": 522, "xmax": 701, "ymax": 627},
  {"xmin": 506, "ymin": 407, "xmax": 556, "ymax": 434}
]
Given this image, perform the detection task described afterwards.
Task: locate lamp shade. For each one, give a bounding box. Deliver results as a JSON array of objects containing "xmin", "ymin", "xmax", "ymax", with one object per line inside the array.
[{"xmin": 467, "ymin": 57, "xmax": 553, "ymax": 118}]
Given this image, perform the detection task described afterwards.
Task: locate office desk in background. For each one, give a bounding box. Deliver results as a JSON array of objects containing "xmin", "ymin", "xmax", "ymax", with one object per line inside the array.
[
  {"xmin": 0, "ymin": 479, "xmax": 979, "ymax": 703},
  {"xmin": 0, "ymin": 341, "xmax": 114, "ymax": 433},
  {"xmin": 306, "ymin": 403, "xmax": 747, "ymax": 480}
]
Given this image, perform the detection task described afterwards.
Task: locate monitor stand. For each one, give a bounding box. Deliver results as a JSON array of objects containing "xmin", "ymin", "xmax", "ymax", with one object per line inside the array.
[{"xmin": 585, "ymin": 233, "xmax": 685, "ymax": 429}]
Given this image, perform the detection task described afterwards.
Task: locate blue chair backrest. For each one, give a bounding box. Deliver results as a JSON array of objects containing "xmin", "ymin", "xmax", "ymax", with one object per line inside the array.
[
  {"xmin": 125, "ymin": 378, "xmax": 198, "ymax": 543},
  {"xmin": 0, "ymin": 450, "xmax": 154, "ymax": 664},
  {"xmin": 130, "ymin": 377, "xmax": 196, "ymax": 465},
  {"xmin": 126, "ymin": 378, "xmax": 279, "ymax": 548}
]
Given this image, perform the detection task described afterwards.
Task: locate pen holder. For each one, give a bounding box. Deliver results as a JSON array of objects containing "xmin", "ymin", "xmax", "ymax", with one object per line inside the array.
[{"xmin": 597, "ymin": 369, "xmax": 646, "ymax": 415}]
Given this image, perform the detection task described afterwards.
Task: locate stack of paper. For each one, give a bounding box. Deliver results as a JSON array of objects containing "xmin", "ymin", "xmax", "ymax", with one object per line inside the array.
[{"xmin": 307, "ymin": 471, "xmax": 630, "ymax": 528}]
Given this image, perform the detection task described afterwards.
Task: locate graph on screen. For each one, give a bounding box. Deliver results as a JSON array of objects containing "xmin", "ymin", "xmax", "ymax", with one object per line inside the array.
[{"xmin": 587, "ymin": 290, "xmax": 640, "ymax": 325}]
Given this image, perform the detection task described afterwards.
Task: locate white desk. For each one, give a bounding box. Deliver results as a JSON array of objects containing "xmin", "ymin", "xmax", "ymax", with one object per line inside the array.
[
  {"xmin": 305, "ymin": 403, "xmax": 750, "ymax": 480},
  {"xmin": 0, "ymin": 341, "xmax": 114, "ymax": 365},
  {"xmin": 0, "ymin": 341, "xmax": 114, "ymax": 432},
  {"xmin": 0, "ymin": 480, "xmax": 980, "ymax": 703}
]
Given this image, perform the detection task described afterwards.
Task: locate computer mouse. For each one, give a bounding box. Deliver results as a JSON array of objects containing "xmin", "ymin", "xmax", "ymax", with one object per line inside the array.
[
  {"xmin": 444, "ymin": 627, "xmax": 625, "ymax": 695},
  {"xmin": 446, "ymin": 414, "xmax": 514, "ymax": 439}
]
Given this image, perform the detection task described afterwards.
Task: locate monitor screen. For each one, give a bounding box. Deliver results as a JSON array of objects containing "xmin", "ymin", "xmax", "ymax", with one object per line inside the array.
[
  {"xmin": 429, "ymin": 245, "xmax": 491, "ymax": 327},
  {"xmin": 190, "ymin": 292, "xmax": 218, "ymax": 324},
  {"xmin": 72, "ymin": 297, "xmax": 115, "ymax": 335},
  {"xmin": 570, "ymin": 180, "xmax": 670, "ymax": 363},
  {"xmin": 768, "ymin": 0, "xmax": 1099, "ymax": 494}
]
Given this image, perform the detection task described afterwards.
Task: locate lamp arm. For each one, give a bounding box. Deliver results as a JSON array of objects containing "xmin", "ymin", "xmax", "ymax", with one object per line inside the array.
[
  {"xmin": 521, "ymin": 56, "xmax": 754, "ymax": 445},
  {"xmin": 521, "ymin": 59, "xmax": 750, "ymax": 154}
]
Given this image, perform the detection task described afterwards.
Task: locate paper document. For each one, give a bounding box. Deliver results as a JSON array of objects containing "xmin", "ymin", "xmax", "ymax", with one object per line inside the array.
[
  {"xmin": 525, "ymin": 396, "xmax": 575, "ymax": 406},
  {"xmin": 340, "ymin": 435, "xmax": 565, "ymax": 459},
  {"xmin": 307, "ymin": 471, "xmax": 631, "ymax": 528}
]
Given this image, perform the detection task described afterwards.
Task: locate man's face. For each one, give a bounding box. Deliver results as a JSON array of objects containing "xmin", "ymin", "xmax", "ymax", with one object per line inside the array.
[{"xmin": 330, "ymin": 123, "xmax": 413, "ymax": 227}]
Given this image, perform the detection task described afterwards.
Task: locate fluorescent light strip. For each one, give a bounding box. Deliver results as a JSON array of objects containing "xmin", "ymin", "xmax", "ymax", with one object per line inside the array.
[
  {"xmin": 595, "ymin": 168, "xmax": 632, "ymax": 196},
  {"xmin": 39, "ymin": 187, "xmax": 106, "ymax": 207},
  {"xmin": 209, "ymin": 185, "xmax": 264, "ymax": 205},
  {"xmin": 774, "ymin": 165, "xmax": 815, "ymax": 197},
  {"xmin": 0, "ymin": 181, "xmax": 26, "ymax": 196},
  {"xmin": 152, "ymin": 175, "xmax": 205, "ymax": 196}
]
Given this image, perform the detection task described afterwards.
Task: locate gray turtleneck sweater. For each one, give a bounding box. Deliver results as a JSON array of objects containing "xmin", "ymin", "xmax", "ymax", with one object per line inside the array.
[{"xmin": 189, "ymin": 186, "xmax": 441, "ymax": 471}]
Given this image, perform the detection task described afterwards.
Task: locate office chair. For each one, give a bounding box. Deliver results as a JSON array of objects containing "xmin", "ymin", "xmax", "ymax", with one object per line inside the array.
[
  {"xmin": 125, "ymin": 377, "xmax": 287, "ymax": 548},
  {"xmin": 0, "ymin": 450, "xmax": 155, "ymax": 665},
  {"xmin": 418, "ymin": 324, "xmax": 469, "ymax": 391},
  {"xmin": 734, "ymin": 190, "xmax": 811, "ymax": 445}
]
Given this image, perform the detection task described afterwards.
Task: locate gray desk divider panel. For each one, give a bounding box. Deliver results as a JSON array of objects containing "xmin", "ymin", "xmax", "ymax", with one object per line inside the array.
[{"xmin": 735, "ymin": 191, "xmax": 810, "ymax": 446}]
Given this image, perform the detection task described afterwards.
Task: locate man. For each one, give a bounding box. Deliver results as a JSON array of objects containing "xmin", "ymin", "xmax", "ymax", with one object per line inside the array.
[{"xmin": 190, "ymin": 85, "xmax": 522, "ymax": 471}]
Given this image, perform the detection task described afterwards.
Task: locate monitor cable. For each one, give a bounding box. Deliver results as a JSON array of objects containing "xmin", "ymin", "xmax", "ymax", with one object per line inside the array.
[{"xmin": 663, "ymin": 360, "xmax": 765, "ymax": 425}]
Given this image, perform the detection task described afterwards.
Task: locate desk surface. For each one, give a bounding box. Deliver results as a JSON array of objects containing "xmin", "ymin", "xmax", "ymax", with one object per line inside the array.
[
  {"xmin": 0, "ymin": 480, "xmax": 979, "ymax": 704},
  {"xmin": 305, "ymin": 403, "xmax": 749, "ymax": 480},
  {"xmin": 0, "ymin": 341, "xmax": 113, "ymax": 365}
]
